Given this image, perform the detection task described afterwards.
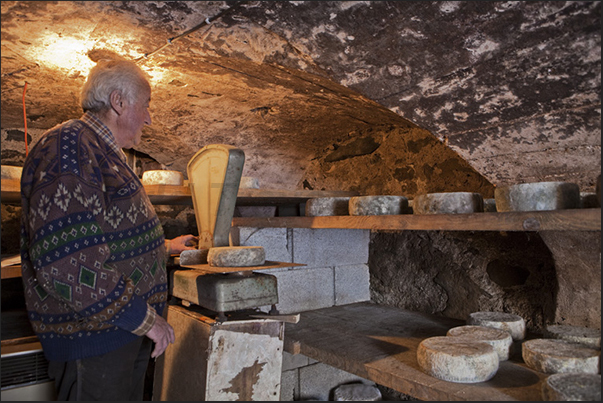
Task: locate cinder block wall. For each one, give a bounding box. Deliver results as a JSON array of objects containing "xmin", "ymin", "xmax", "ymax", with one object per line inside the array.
[{"xmin": 233, "ymin": 227, "xmax": 375, "ymax": 400}]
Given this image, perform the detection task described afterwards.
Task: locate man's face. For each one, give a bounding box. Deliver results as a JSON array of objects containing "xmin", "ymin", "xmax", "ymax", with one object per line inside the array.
[{"xmin": 117, "ymin": 86, "xmax": 152, "ymax": 149}]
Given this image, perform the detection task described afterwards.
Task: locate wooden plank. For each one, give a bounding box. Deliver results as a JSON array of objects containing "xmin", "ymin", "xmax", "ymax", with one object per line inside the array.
[
  {"xmin": 232, "ymin": 208, "xmax": 601, "ymax": 231},
  {"xmin": 178, "ymin": 260, "xmax": 305, "ymax": 274},
  {"xmin": 1, "ymin": 265, "xmax": 22, "ymax": 279},
  {"xmin": 284, "ymin": 303, "xmax": 548, "ymax": 401},
  {"xmin": 143, "ymin": 184, "xmax": 358, "ymax": 205},
  {"xmin": 0, "ymin": 178, "xmax": 20, "ymax": 204}
]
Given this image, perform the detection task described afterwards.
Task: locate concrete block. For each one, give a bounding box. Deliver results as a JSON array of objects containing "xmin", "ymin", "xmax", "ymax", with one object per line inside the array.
[
  {"xmin": 280, "ymin": 369, "xmax": 298, "ymax": 401},
  {"xmin": 293, "ymin": 229, "xmax": 369, "ymax": 266},
  {"xmin": 335, "ymin": 264, "xmax": 371, "ymax": 305},
  {"xmin": 299, "ymin": 362, "xmax": 373, "ymax": 401},
  {"xmin": 260, "ymin": 266, "xmax": 335, "ymax": 314},
  {"xmin": 236, "ymin": 227, "xmax": 293, "ymax": 262},
  {"xmin": 282, "ymin": 351, "xmax": 313, "ymax": 371}
]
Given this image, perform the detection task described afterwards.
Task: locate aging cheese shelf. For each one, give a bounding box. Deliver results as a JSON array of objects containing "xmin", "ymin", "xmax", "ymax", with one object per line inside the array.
[
  {"xmin": 284, "ymin": 302, "xmax": 549, "ymax": 401},
  {"xmin": 232, "ymin": 208, "xmax": 601, "ymax": 232},
  {"xmin": 1, "ymin": 179, "xmax": 357, "ymax": 206}
]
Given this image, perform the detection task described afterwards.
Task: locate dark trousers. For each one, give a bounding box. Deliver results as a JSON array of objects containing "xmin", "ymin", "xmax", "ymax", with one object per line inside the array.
[{"xmin": 48, "ymin": 337, "xmax": 153, "ymax": 401}]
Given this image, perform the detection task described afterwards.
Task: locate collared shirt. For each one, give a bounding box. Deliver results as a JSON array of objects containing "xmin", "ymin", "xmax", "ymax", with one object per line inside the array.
[{"xmin": 81, "ymin": 111, "xmax": 128, "ymax": 163}]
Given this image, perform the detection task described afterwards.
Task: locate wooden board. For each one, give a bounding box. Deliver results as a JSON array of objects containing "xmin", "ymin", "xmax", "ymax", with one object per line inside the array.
[
  {"xmin": 232, "ymin": 208, "xmax": 601, "ymax": 232},
  {"xmin": 178, "ymin": 260, "xmax": 305, "ymax": 274},
  {"xmin": 284, "ymin": 302, "xmax": 549, "ymax": 401},
  {"xmin": 143, "ymin": 184, "xmax": 358, "ymax": 206}
]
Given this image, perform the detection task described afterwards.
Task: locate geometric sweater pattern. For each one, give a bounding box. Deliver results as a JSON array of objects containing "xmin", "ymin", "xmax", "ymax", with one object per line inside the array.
[{"xmin": 20, "ymin": 114, "xmax": 168, "ymax": 361}]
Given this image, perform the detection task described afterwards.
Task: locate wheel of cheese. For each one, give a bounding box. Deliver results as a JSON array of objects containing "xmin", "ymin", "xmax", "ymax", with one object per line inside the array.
[
  {"xmin": 208, "ymin": 246, "xmax": 265, "ymax": 267},
  {"xmin": 413, "ymin": 192, "xmax": 484, "ymax": 215},
  {"xmin": 541, "ymin": 373, "xmax": 601, "ymax": 401},
  {"xmin": 467, "ymin": 311, "xmax": 526, "ymax": 341},
  {"xmin": 495, "ymin": 182, "xmax": 580, "ymax": 212},
  {"xmin": 522, "ymin": 339, "xmax": 600, "ymax": 374},
  {"xmin": 348, "ymin": 195, "xmax": 409, "ymax": 216},
  {"xmin": 141, "ymin": 170, "xmax": 184, "ymax": 186},
  {"xmin": 305, "ymin": 197, "xmax": 350, "ymax": 216},
  {"xmin": 417, "ymin": 336, "xmax": 499, "ymax": 383},
  {"xmin": 178, "ymin": 248, "xmax": 209, "ymax": 265},
  {"xmin": 545, "ymin": 325, "xmax": 601, "ymax": 349},
  {"xmin": 447, "ymin": 325, "xmax": 513, "ymax": 361}
]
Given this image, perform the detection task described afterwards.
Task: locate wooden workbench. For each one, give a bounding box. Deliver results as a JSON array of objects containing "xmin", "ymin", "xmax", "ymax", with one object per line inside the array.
[{"xmin": 283, "ymin": 302, "xmax": 549, "ymax": 401}]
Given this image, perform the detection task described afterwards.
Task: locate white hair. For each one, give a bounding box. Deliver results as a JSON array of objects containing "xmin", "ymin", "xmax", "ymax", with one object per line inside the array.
[{"xmin": 81, "ymin": 59, "xmax": 150, "ymax": 113}]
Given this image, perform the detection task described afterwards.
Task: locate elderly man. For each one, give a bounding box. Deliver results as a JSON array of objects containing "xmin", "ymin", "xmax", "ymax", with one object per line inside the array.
[{"xmin": 20, "ymin": 59, "xmax": 195, "ymax": 400}]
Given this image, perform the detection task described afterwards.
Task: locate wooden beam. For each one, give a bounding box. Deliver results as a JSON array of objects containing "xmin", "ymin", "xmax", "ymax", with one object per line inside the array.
[{"xmin": 232, "ymin": 208, "xmax": 601, "ymax": 232}]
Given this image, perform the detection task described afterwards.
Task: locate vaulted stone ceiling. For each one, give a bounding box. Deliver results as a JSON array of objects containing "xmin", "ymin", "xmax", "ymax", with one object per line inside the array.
[{"xmin": 1, "ymin": 1, "xmax": 600, "ymax": 195}]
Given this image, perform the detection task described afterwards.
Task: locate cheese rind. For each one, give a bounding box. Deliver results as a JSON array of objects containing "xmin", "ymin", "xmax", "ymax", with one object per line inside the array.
[
  {"xmin": 522, "ymin": 339, "xmax": 600, "ymax": 374},
  {"xmin": 447, "ymin": 325, "xmax": 513, "ymax": 361},
  {"xmin": 413, "ymin": 192, "xmax": 484, "ymax": 214},
  {"xmin": 467, "ymin": 311, "xmax": 526, "ymax": 341},
  {"xmin": 545, "ymin": 325, "xmax": 601, "ymax": 349},
  {"xmin": 141, "ymin": 170, "xmax": 184, "ymax": 186},
  {"xmin": 208, "ymin": 246, "xmax": 265, "ymax": 267},
  {"xmin": 305, "ymin": 197, "xmax": 350, "ymax": 216},
  {"xmin": 179, "ymin": 248, "xmax": 209, "ymax": 265},
  {"xmin": 495, "ymin": 181, "xmax": 580, "ymax": 212},
  {"xmin": 417, "ymin": 336, "xmax": 499, "ymax": 383},
  {"xmin": 541, "ymin": 373, "xmax": 601, "ymax": 401},
  {"xmin": 349, "ymin": 195, "xmax": 409, "ymax": 216}
]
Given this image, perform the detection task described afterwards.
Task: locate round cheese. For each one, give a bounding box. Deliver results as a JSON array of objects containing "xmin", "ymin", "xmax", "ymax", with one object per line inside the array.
[
  {"xmin": 208, "ymin": 246, "xmax": 265, "ymax": 267},
  {"xmin": 447, "ymin": 325, "xmax": 513, "ymax": 361},
  {"xmin": 467, "ymin": 311, "xmax": 526, "ymax": 341},
  {"xmin": 348, "ymin": 195, "xmax": 409, "ymax": 216},
  {"xmin": 141, "ymin": 170, "xmax": 184, "ymax": 186},
  {"xmin": 178, "ymin": 248, "xmax": 209, "ymax": 265},
  {"xmin": 495, "ymin": 181, "xmax": 580, "ymax": 212},
  {"xmin": 545, "ymin": 325, "xmax": 600, "ymax": 349},
  {"xmin": 522, "ymin": 339, "xmax": 600, "ymax": 374},
  {"xmin": 305, "ymin": 197, "xmax": 350, "ymax": 216},
  {"xmin": 417, "ymin": 336, "xmax": 499, "ymax": 383},
  {"xmin": 541, "ymin": 373, "xmax": 601, "ymax": 401},
  {"xmin": 413, "ymin": 192, "xmax": 484, "ymax": 215}
]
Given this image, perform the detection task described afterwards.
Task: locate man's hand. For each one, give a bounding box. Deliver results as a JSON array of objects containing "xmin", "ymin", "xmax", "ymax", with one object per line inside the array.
[
  {"xmin": 145, "ymin": 315, "xmax": 175, "ymax": 358},
  {"xmin": 167, "ymin": 234, "xmax": 198, "ymax": 254}
]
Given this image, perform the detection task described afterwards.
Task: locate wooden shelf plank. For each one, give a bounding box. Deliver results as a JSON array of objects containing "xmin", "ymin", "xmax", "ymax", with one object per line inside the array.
[
  {"xmin": 284, "ymin": 302, "xmax": 548, "ymax": 401},
  {"xmin": 232, "ymin": 208, "xmax": 601, "ymax": 232},
  {"xmin": 143, "ymin": 184, "xmax": 359, "ymax": 205}
]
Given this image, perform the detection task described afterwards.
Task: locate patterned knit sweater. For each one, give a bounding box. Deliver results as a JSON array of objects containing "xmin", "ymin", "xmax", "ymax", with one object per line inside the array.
[{"xmin": 20, "ymin": 112, "xmax": 168, "ymax": 362}]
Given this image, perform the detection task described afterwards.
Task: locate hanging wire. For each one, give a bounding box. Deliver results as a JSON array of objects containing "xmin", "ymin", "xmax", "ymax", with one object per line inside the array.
[
  {"xmin": 135, "ymin": 1, "xmax": 249, "ymax": 64},
  {"xmin": 22, "ymin": 82, "xmax": 28, "ymax": 156}
]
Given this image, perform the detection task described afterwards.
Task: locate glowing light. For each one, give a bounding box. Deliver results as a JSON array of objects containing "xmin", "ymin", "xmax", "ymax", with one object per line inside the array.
[
  {"xmin": 28, "ymin": 33, "xmax": 97, "ymax": 76},
  {"xmin": 25, "ymin": 32, "xmax": 166, "ymax": 84}
]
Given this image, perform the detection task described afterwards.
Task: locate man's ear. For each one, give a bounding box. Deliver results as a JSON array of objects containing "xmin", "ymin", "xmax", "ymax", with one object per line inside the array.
[{"xmin": 110, "ymin": 90, "xmax": 124, "ymax": 115}]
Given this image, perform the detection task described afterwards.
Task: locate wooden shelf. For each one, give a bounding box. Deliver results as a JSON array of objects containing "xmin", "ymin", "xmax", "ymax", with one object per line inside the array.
[
  {"xmin": 232, "ymin": 208, "xmax": 601, "ymax": 232},
  {"xmin": 143, "ymin": 184, "xmax": 359, "ymax": 206},
  {"xmin": 1, "ymin": 180, "xmax": 358, "ymax": 206},
  {"xmin": 284, "ymin": 302, "xmax": 549, "ymax": 401}
]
